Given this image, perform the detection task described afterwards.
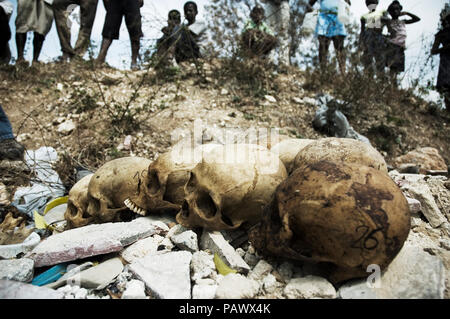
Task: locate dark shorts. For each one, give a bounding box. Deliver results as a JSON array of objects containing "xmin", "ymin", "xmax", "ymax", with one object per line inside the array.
[
  {"xmin": 102, "ymin": 0, "xmax": 142, "ymax": 40},
  {"xmin": 385, "ymin": 42, "xmax": 405, "ymax": 73}
]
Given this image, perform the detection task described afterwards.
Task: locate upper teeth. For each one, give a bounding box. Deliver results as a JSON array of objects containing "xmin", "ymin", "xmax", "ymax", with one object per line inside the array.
[{"xmin": 124, "ymin": 198, "xmax": 146, "ymax": 216}]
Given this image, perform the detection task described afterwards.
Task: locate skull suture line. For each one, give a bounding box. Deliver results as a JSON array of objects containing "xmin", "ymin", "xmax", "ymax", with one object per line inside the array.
[
  {"xmin": 249, "ymin": 160, "xmax": 410, "ymax": 284},
  {"xmin": 64, "ymin": 173, "xmax": 94, "ymax": 229},
  {"xmin": 85, "ymin": 157, "xmax": 152, "ymax": 224},
  {"xmin": 176, "ymin": 144, "xmax": 288, "ymax": 230},
  {"xmin": 126, "ymin": 144, "xmax": 220, "ymax": 214}
]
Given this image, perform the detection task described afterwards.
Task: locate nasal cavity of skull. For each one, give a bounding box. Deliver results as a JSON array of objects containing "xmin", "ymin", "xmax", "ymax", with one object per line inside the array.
[
  {"xmin": 68, "ymin": 202, "xmax": 79, "ymax": 216},
  {"xmin": 148, "ymin": 170, "xmax": 160, "ymax": 195},
  {"xmin": 185, "ymin": 172, "xmax": 197, "ymax": 193},
  {"xmin": 181, "ymin": 200, "xmax": 190, "ymax": 217}
]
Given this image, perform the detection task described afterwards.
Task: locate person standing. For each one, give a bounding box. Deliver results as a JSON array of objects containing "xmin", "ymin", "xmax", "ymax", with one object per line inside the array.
[
  {"xmin": 15, "ymin": 0, "xmax": 54, "ymax": 65},
  {"xmin": 52, "ymin": 0, "xmax": 99, "ymax": 62},
  {"xmin": 96, "ymin": 0, "xmax": 144, "ymax": 70},
  {"xmin": 431, "ymin": 4, "xmax": 450, "ymax": 113},
  {"xmin": 307, "ymin": 0, "xmax": 351, "ymax": 75},
  {"xmin": 261, "ymin": 0, "xmax": 290, "ymax": 69},
  {"xmin": 0, "ymin": 0, "xmax": 13, "ymax": 64}
]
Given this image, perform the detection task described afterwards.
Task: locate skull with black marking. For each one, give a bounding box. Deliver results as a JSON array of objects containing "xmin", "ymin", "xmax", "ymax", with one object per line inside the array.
[
  {"xmin": 176, "ymin": 144, "xmax": 288, "ymax": 230},
  {"xmin": 249, "ymin": 160, "xmax": 410, "ymax": 283}
]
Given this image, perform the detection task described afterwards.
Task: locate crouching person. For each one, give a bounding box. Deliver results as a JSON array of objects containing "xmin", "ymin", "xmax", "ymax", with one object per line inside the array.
[{"xmin": 241, "ymin": 5, "xmax": 277, "ymax": 59}]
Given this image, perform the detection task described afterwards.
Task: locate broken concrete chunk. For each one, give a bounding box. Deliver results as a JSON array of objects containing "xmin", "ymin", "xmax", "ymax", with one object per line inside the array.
[
  {"xmin": 191, "ymin": 251, "xmax": 216, "ymax": 283},
  {"xmin": 120, "ymin": 235, "xmax": 165, "ymax": 264},
  {"xmin": 338, "ymin": 280, "xmax": 378, "ymax": 299},
  {"xmin": 0, "ymin": 258, "xmax": 34, "ymax": 282},
  {"xmin": 215, "ymin": 273, "xmax": 260, "ymax": 299},
  {"xmin": 27, "ymin": 217, "xmax": 166, "ymax": 267},
  {"xmin": 0, "ymin": 280, "xmax": 64, "ymax": 299},
  {"xmin": 284, "ymin": 276, "xmax": 337, "ymax": 299},
  {"xmin": 0, "ymin": 232, "xmax": 40, "ymax": 259},
  {"xmin": 171, "ymin": 230, "xmax": 199, "ymax": 252},
  {"xmin": 192, "ymin": 284, "xmax": 218, "ymax": 299},
  {"xmin": 249, "ymin": 260, "xmax": 273, "ymax": 280},
  {"xmin": 73, "ymin": 257, "xmax": 124, "ymax": 290},
  {"xmin": 200, "ymin": 231, "xmax": 250, "ymax": 274},
  {"xmin": 129, "ymin": 251, "xmax": 192, "ymax": 299},
  {"xmin": 121, "ymin": 279, "xmax": 147, "ymax": 299}
]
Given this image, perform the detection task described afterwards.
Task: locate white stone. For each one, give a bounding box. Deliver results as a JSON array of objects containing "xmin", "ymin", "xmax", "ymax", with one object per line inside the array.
[
  {"xmin": 403, "ymin": 182, "xmax": 447, "ymax": 228},
  {"xmin": 284, "ymin": 276, "xmax": 337, "ymax": 299},
  {"xmin": 264, "ymin": 95, "xmax": 277, "ymax": 103},
  {"xmin": 120, "ymin": 235, "xmax": 165, "ymax": 264},
  {"xmin": 0, "ymin": 280, "xmax": 64, "ymax": 299},
  {"xmin": 220, "ymin": 88, "xmax": 229, "ymax": 95},
  {"xmin": 338, "ymin": 280, "xmax": 378, "ymax": 299},
  {"xmin": 74, "ymin": 288, "xmax": 88, "ymax": 299},
  {"xmin": 191, "ymin": 251, "xmax": 216, "ymax": 283},
  {"xmin": 406, "ymin": 197, "xmax": 422, "ymax": 215},
  {"xmin": 249, "ymin": 260, "xmax": 273, "ymax": 280},
  {"xmin": 200, "ymin": 231, "xmax": 250, "ymax": 274},
  {"xmin": 0, "ymin": 232, "xmax": 40, "ymax": 259},
  {"xmin": 192, "ymin": 284, "xmax": 218, "ymax": 299},
  {"xmin": 262, "ymin": 274, "xmax": 281, "ymax": 293},
  {"xmin": 129, "ymin": 251, "xmax": 192, "ymax": 299},
  {"xmin": 121, "ymin": 280, "xmax": 147, "ymax": 299},
  {"xmin": 27, "ymin": 217, "xmax": 166, "ymax": 267},
  {"xmin": 57, "ymin": 119, "xmax": 76, "ymax": 135},
  {"xmin": 0, "ymin": 258, "xmax": 34, "ymax": 282},
  {"xmin": 166, "ymin": 224, "xmax": 188, "ymax": 239},
  {"xmin": 215, "ymin": 273, "xmax": 260, "ymax": 299},
  {"xmin": 171, "ymin": 230, "xmax": 199, "ymax": 252}
]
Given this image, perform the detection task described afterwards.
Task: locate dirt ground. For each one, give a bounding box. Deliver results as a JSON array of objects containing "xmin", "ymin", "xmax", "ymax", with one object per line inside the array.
[{"xmin": 0, "ymin": 60, "xmax": 449, "ymax": 189}]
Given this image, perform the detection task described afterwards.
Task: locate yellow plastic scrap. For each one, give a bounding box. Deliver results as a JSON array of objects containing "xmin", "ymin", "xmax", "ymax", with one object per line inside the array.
[
  {"xmin": 214, "ymin": 253, "xmax": 237, "ymax": 276},
  {"xmin": 43, "ymin": 196, "xmax": 68, "ymax": 214},
  {"xmin": 33, "ymin": 210, "xmax": 50, "ymax": 230}
]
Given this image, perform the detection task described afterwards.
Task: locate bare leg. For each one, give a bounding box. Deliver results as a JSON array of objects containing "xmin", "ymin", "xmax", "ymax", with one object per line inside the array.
[
  {"xmin": 130, "ymin": 37, "xmax": 140, "ymax": 70},
  {"xmin": 32, "ymin": 33, "xmax": 45, "ymax": 63},
  {"xmin": 16, "ymin": 33, "xmax": 26, "ymax": 62},
  {"xmin": 318, "ymin": 36, "xmax": 331, "ymax": 73},
  {"xmin": 333, "ymin": 36, "xmax": 346, "ymax": 75},
  {"xmin": 96, "ymin": 37, "xmax": 112, "ymax": 64}
]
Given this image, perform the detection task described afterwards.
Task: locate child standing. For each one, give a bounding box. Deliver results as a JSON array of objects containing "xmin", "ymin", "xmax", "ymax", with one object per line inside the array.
[
  {"xmin": 384, "ymin": 1, "xmax": 420, "ymax": 79},
  {"xmin": 431, "ymin": 4, "xmax": 450, "ymax": 113},
  {"xmin": 360, "ymin": 0, "xmax": 389, "ymax": 76}
]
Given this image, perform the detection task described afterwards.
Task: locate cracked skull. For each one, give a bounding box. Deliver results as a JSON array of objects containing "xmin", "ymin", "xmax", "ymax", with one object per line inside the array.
[
  {"xmin": 64, "ymin": 173, "xmax": 94, "ymax": 229},
  {"xmin": 176, "ymin": 144, "xmax": 288, "ymax": 230},
  {"xmin": 128, "ymin": 143, "xmax": 220, "ymax": 214},
  {"xmin": 85, "ymin": 157, "xmax": 152, "ymax": 224},
  {"xmin": 292, "ymin": 137, "xmax": 388, "ymax": 173},
  {"xmin": 249, "ymin": 160, "xmax": 410, "ymax": 284}
]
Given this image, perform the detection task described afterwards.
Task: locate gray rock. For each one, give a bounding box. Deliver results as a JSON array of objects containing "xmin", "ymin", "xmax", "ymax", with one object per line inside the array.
[
  {"xmin": 121, "ymin": 279, "xmax": 147, "ymax": 299},
  {"xmin": 27, "ymin": 217, "xmax": 167, "ymax": 267},
  {"xmin": 0, "ymin": 258, "xmax": 34, "ymax": 282},
  {"xmin": 171, "ymin": 230, "xmax": 199, "ymax": 252},
  {"xmin": 120, "ymin": 235, "xmax": 165, "ymax": 264},
  {"xmin": 129, "ymin": 251, "xmax": 192, "ymax": 299},
  {"xmin": 406, "ymin": 197, "xmax": 422, "ymax": 215},
  {"xmin": 191, "ymin": 251, "xmax": 216, "ymax": 283},
  {"xmin": 200, "ymin": 231, "xmax": 250, "ymax": 274},
  {"xmin": 284, "ymin": 276, "xmax": 337, "ymax": 299},
  {"xmin": 339, "ymin": 234, "xmax": 446, "ymax": 299},
  {"xmin": 0, "ymin": 232, "xmax": 40, "ymax": 259},
  {"xmin": 249, "ymin": 260, "xmax": 273, "ymax": 280},
  {"xmin": 277, "ymin": 261, "xmax": 294, "ymax": 282},
  {"xmin": 244, "ymin": 252, "xmax": 260, "ymax": 268},
  {"xmin": 215, "ymin": 273, "xmax": 260, "ymax": 299},
  {"xmin": 192, "ymin": 284, "xmax": 218, "ymax": 299},
  {"xmin": 73, "ymin": 257, "xmax": 124, "ymax": 290},
  {"xmin": 0, "ymin": 280, "xmax": 64, "ymax": 299},
  {"xmin": 403, "ymin": 182, "xmax": 447, "ymax": 228}
]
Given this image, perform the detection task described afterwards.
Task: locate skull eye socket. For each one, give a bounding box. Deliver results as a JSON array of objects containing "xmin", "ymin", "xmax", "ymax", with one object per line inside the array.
[
  {"xmin": 196, "ymin": 192, "xmax": 217, "ymax": 218},
  {"xmin": 148, "ymin": 170, "xmax": 160, "ymax": 195},
  {"xmin": 67, "ymin": 202, "xmax": 78, "ymax": 216},
  {"xmin": 181, "ymin": 200, "xmax": 189, "ymax": 217}
]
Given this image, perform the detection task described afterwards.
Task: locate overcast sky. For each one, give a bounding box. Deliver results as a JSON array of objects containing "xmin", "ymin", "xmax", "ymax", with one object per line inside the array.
[{"xmin": 6, "ymin": 0, "xmax": 448, "ymax": 101}]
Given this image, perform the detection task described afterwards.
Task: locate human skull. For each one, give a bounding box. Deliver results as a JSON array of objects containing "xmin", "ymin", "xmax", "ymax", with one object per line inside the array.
[
  {"xmin": 86, "ymin": 157, "xmax": 152, "ymax": 224},
  {"xmin": 128, "ymin": 144, "xmax": 220, "ymax": 214},
  {"xmin": 270, "ymin": 138, "xmax": 314, "ymax": 174},
  {"xmin": 176, "ymin": 144, "xmax": 288, "ymax": 230},
  {"xmin": 64, "ymin": 173, "xmax": 94, "ymax": 229},
  {"xmin": 249, "ymin": 160, "xmax": 410, "ymax": 283},
  {"xmin": 292, "ymin": 137, "xmax": 388, "ymax": 173}
]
